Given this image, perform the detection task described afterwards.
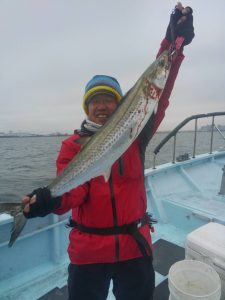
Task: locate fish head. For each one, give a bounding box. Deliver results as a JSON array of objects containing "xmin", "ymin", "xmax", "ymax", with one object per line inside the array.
[
  {"xmin": 158, "ymin": 50, "xmax": 171, "ymax": 70},
  {"xmin": 150, "ymin": 50, "xmax": 172, "ymax": 91}
]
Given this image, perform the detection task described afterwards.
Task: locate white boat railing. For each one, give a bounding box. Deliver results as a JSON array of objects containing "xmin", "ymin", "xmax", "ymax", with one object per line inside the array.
[{"xmin": 153, "ymin": 112, "xmax": 225, "ymax": 169}]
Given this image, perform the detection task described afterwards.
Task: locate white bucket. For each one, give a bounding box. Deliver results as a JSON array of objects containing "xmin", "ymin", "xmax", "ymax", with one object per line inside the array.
[{"xmin": 168, "ymin": 260, "xmax": 221, "ymax": 300}]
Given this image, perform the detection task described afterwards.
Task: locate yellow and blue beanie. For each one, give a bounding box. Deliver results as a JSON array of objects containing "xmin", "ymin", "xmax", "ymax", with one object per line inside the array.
[{"xmin": 83, "ymin": 75, "xmax": 123, "ymax": 114}]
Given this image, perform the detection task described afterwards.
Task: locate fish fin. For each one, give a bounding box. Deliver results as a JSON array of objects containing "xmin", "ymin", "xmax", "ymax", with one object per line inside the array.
[
  {"xmin": 9, "ymin": 213, "xmax": 27, "ymax": 247},
  {"xmin": 130, "ymin": 122, "xmax": 141, "ymax": 140},
  {"xmin": 75, "ymin": 137, "xmax": 91, "ymax": 147},
  {"xmin": 101, "ymin": 168, "xmax": 111, "ymax": 182}
]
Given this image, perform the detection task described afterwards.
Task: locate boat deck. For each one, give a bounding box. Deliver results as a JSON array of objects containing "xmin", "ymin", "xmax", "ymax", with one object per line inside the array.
[
  {"xmin": 36, "ymin": 236, "xmax": 185, "ymax": 300},
  {"xmin": 145, "ymin": 151, "xmax": 225, "ymax": 225}
]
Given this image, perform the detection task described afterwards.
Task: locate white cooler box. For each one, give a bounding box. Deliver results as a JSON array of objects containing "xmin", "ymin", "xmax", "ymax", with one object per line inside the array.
[{"xmin": 186, "ymin": 222, "xmax": 225, "ymax": 300}]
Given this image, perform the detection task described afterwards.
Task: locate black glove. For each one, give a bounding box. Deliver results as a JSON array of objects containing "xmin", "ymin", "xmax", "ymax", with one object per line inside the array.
[
  {"xmin": 176, "ymin": 16, "xmax": 195, "ymax": 46},
  {"xmin": 24, "ymin": 187, "xmax": 62, "ymax": 218},
  {"xmin": 166, "ymin": 8, "xmax": 195, "ymax": 46}
]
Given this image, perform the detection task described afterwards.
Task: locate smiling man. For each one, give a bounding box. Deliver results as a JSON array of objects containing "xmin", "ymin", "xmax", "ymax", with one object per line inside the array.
[
  {"xmin": 82, "ymin": 75, "xmax": 123, "ymax": 127},
  {"xmin": 87, "ymin": 93, "xmax": 117, "ymax": 124}
]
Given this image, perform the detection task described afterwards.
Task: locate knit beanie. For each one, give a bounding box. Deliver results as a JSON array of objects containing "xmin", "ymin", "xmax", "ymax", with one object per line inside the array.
[{"xmin": 82, "ymin": 75, "xmax": 123, "ymax": 114}]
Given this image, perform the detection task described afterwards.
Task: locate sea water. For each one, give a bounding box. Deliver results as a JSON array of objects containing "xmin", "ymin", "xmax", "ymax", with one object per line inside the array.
[{"xmin": 0, "ymin": 131, "xmax": 224, "ymax": 201}]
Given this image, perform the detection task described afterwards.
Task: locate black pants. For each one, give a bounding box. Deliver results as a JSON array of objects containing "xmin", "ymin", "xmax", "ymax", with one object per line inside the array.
[{"xmin": 68, "ymin": 256, "xmax": 155, "ymax": 300}]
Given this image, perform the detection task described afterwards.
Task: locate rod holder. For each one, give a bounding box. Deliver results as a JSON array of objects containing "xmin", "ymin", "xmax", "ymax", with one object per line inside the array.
[{"xmin": 219, "ymin": 165, "xmax": 225, "ymax": 196}]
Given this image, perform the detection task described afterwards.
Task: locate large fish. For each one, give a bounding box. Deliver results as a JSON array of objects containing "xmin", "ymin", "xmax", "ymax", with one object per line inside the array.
[
  {"xmin": 0, "ymin": 49, "xmax": 172, "ymax": 246},
  {"xmin": 49, "ymin": 49, "xmax": 171, "ymax": 196}
]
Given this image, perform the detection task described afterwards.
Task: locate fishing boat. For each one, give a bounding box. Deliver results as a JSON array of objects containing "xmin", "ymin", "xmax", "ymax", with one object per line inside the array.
[
  {"xmin": 0, "ymin": 111, "xmax": 225, "ymax": 300},
  {"xmin": 145, "ymin": 111, "xmax": 225, "ymax": 299}
]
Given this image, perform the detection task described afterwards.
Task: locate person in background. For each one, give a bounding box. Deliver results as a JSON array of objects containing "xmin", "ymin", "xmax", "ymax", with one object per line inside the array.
[{"xmin": 22, "ymin": 3, "xmax": 194, "ymax": 300}]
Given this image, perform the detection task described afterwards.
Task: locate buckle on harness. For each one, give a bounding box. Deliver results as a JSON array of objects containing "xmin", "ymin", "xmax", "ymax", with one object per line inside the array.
[
  {"xmin": 135, "ymin": 213, "xmax": 157, "ymax": 229},
  {"xmin": 66, "ymin": 216, "xmax": 75, "ymax": 228}
]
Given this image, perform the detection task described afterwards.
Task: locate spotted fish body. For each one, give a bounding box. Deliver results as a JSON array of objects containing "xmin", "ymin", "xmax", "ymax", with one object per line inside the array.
[{"xmin": 49, "ymin": 50, "xmax": 171, "ymax": 197}]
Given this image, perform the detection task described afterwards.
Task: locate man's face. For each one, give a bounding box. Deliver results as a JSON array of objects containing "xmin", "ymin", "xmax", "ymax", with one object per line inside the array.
[{"xmin": 87, "ymin": 93, "xmax": 118, "ymax": 125}]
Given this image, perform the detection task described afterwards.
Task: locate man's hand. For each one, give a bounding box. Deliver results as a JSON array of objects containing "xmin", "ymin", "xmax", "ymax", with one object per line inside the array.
[
  {"xmin": 166, "ymin": 3, "xmax": 195, "ymax": 47},
  {"xmin": 176, "ymin": 15, "xmax": 195, "ymax": 46},
  {"xmin": 176, "ymin": 2, "xmax": 184, "ymax": 11},
  {"xmin": 22, "ymin": 187, "xmax": 61, "ymax": 218}
]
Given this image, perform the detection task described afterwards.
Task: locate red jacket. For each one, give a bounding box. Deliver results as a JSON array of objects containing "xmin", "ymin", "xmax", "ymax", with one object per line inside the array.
[{"xmin": 55, "ymin": 38, "xmax": 184, "ymax": 264}]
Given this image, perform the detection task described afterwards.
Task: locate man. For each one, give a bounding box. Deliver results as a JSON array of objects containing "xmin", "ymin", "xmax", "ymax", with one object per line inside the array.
[{"xmin": 23, "ymin": 4, "xmax": 194, "ymax": 300}]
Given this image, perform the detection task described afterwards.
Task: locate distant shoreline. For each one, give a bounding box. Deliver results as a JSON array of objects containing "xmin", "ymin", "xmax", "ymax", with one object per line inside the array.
[
  {"xmin": 0, "ymin": 134, "xmax": 70, "ymax": 138},
  {"xmin": 0, "ymin": 130, "xmax": 224, "ymax": 138}
]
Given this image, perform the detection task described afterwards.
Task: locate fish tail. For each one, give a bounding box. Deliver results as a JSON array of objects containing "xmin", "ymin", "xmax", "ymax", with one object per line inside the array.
[{"xmin": 9, "ymin": 213, "xmax": 27, "ymax": 247}]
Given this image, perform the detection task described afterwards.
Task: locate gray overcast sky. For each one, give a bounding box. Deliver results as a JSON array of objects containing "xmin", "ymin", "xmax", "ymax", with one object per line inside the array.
[{"xmin": 1, "ymin": 0, "xmax": 225, "ymax": 134}]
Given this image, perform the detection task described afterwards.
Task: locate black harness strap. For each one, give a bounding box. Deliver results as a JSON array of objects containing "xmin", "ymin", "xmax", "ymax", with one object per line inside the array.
[{"xmin": 66, "ymin": 214, "xmax": 155, "ymax": 257}]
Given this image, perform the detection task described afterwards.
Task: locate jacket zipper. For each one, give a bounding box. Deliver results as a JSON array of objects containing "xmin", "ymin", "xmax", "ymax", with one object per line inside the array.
[{"xmin": 109, "ymin": 175, "xmax": 120, "ymax": 262}]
